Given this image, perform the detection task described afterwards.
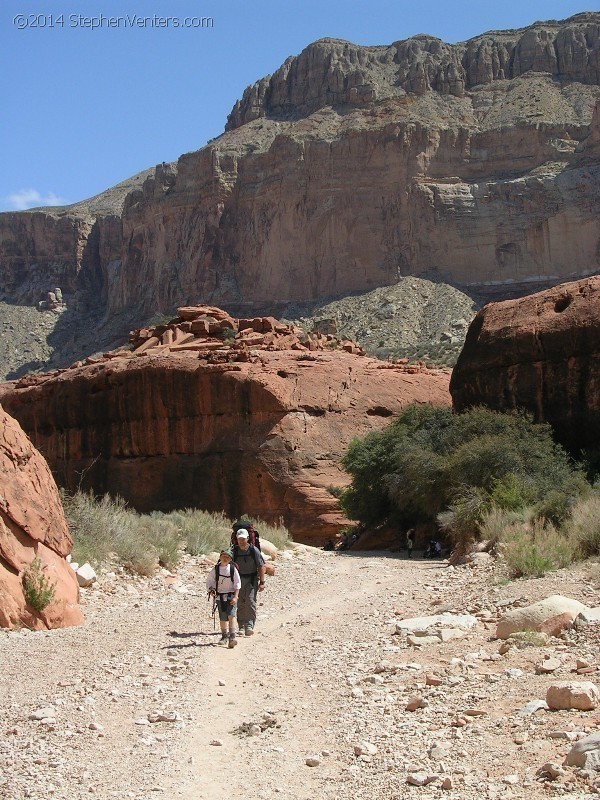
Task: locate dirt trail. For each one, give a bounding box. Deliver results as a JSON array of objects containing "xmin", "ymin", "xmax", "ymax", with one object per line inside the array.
[{"xmin": 1, "ymin": 547, "xmax": 599, "ymax": 800}]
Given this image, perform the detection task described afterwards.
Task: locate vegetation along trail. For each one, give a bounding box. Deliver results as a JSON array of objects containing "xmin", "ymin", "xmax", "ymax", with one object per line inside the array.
[{"xmin": 2, "ymin": 544, "xmax": 600, "ymax": 799}]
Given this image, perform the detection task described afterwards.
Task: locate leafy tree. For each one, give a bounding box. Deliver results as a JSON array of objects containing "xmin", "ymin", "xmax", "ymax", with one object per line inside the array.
[{"xmin": 339, "ymin": 405, "xmax": 588, "ymax": 546}]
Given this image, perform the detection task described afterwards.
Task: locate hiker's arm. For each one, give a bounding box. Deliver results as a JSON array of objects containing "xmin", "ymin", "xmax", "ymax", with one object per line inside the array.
[
  {"xmin": 232, "ymin": 569, "xmax": 241, "ymax": 602},
  {"xmin": 258, "ymin": 564, "xmax": 266, "ymax": 591}
]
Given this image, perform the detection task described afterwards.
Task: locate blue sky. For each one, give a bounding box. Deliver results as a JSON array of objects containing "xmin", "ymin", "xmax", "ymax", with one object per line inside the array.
[{"xmin": 0, "ymin": 0, "xmax": 594, "ymax": 211}]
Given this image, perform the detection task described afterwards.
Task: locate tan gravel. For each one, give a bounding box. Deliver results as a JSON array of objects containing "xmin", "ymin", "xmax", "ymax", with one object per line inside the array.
[{"xmin": 1, "ymin": 547, "xmax": 600, "ymax": 800}]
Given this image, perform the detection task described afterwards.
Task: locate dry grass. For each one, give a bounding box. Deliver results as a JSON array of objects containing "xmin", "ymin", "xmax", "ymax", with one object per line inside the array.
[{"xmin": 62, "ymin": 491, "xmax": 291, "ymax": 575}]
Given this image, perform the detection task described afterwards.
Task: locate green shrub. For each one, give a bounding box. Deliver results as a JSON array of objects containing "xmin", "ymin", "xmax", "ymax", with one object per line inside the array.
[
  {"xmin": 138, "ymin": 515, "xmax": 182, "ymax": 571},
  {"xmin": 62, "ymin": 490, "xmax": 133, "ymax": 567},
  {"xmin": 22, "ymin": 557, "xmax": 56, "ymax": 612},
  {"xmin": 173, "ymin": 509, "xmax": 232, "ymax": 556},
  {"xmin": 564, "ymin": 494, "xmax": 600, "ymax": 557},
  {"xmin": 478, "ymin": 505, "xmax": 527, "ymax": 549},
  {"xmin": 339, "ymin": 404, "xmax": 588, "ymax": 555},
  {"xmin": 501, "ymin": 519, "xmax": 575, "ymax": 578}
]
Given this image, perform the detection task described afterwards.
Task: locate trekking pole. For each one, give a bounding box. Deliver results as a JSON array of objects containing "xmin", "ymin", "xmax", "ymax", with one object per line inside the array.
[{"xmin": 208, "ymin": 591, "xmax": 217, "ymax": 631}]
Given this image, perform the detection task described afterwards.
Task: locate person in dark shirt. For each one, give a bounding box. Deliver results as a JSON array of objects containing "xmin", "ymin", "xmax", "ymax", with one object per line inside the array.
[{"xmin": 234, "ymin": 529, "xmax": 266, "ymax": 636}]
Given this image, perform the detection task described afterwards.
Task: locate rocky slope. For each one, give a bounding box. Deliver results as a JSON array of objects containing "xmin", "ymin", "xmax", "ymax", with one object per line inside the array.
[
  {"xmin": 0, "ymin": 405, "xmax": 82, "ymax": 629},
  {"xmin": 0, "ymin": 306, "xmax": 451, "ymax": 544},
  {"xmin": 0, "ymin": 276, "xmax": 478, "ymax": 381},
  {"xmin": 1, "ymin": 14, "xmax": 599, "ymax": 341},
  {"xmin": 3, "ymin": 548, "xmax": 600, "ymax": 799},
  {"xmin": 450, "ymin": 275, "xmax": 600, "ymax": 455}
]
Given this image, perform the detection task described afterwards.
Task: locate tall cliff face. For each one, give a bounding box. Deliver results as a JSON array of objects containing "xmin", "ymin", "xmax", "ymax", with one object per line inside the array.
[
  {"xmin": 450, "ymin": 276, "xmax": 600, "ymax": 454},
  {"xmin": 1, "ymin": 14, "xmax": 600, "ymax": 320}
]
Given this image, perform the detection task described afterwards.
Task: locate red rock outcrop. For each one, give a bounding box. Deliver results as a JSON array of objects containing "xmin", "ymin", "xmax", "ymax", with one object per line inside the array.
[
  {"xmin": 450, "ymin": 276, "xmax": 600, "ymax": 454},
  {"xmin": 1, "ymin": 16, "xmax": 599, "ymax": 317},
  {"xmin": 0, "ymin": 307, "xmax": 451, "ymax": 544},
  {"xmin": 0, "ymin": 405, "xmax": 83, "ymax": 629}
]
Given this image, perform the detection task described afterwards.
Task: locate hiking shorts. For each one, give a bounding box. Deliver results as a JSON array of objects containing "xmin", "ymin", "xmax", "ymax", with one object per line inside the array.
[{"xmin": 217, "ymin": 596, "xmax": 237, "ymax": 621}]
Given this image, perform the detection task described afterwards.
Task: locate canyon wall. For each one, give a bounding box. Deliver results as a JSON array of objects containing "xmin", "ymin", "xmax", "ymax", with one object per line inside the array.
[
  {"xmin": 1, "ymin": 14, "xmax": 599, "ymax": 319},
  {"xmin": 0, "ymin": 307, "xmax": 451, "ymax": 543},
  {"xmin": 450, "ymin": 275, "xmax": 600, "ymax": 454},
  {"xmin": 0, "ymin": 405, "xmax": 82, "ymax": 629}
]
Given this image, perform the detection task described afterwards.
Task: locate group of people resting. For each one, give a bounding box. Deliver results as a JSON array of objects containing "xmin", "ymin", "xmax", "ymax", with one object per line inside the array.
[{"xmin": 205, "ymin": 525, "xmax": 266, "ymax": 649}]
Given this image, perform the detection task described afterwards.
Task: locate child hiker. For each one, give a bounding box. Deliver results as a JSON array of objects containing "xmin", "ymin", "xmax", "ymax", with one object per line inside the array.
[{"xmin": 206, "ymin": 547, "xmax": 241, "ymax": 648}]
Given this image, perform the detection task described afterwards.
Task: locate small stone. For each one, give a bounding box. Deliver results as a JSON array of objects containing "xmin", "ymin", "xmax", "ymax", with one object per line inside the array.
[
  {"xmin": 406, "ymin": 695, "xmax": 427, "ymax": 711},
  {"xmin": 29, "ymin": 707, "xmax": 56, "ymax": 721},
  {"xmin": 210, "ymin": 739, "xmax": 224, "ymax": 746},
  {"xmin": 306, "ymin": 756, "xmax": 320, "ymax": 767},
  {"xmin": 537, "ymin": 762, "xmax": 565, "ymax": 780},
  {"xmin": 536, "ymin": 657, "xmax": 561, "ymax": 674},
  {"xmin": 407, "ymin": 772, "xmax": 438, "ymax": 786},
  {"xmin": 354, "ymin": 741, "xmax": 378, "ymax": 756}
]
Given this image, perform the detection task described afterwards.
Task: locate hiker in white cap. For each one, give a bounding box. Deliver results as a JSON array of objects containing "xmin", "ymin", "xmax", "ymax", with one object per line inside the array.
[{"xmin": 233, "ymin": 528, "xmax": 266, "ymax": 636}]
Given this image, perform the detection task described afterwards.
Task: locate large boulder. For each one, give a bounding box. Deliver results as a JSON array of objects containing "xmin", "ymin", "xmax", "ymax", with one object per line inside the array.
[
  {"xmin": 495, "ymin": 595, "xmax": 588, "ymax": 640},
  {"xmin": 0, "ymin": 309, "xmax": 451, "ymax": 545},
  {"xmin": 451, "ymin": 277, "xmax": 600, "ymax": 453},
  {"xmin": 0, "ymin": 405, "xmax": 82, "ymax": 629}
]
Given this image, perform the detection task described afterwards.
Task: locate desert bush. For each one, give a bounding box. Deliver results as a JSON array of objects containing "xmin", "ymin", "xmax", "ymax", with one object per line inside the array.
[
  {"xmin": 508, "ymin": 630, "xmax": 550, "ymax": 648},
  {"xmin": 563, "ymin": 493, "xmax": 600, "ymax": 558},
  {"xmin": 251, "ymin": 517, "xmax": 290, "ymax": 550},
  {"xmin": 22, "ymin": 557, "xmax": 56, "ymax": 612},
  {"xmin": 169, "ymin": 509, "xmax": 232, "ymax": 556},
  {"xmin": 339, "ymin": 404, "xmax": 588, "ymax": 554},
  {"xmin": 478, "ymin": 505, "xmax": 527, "ymax": 549},
  {"xmin": 62, "ymin": 490, "xmax": 134, "ymax": 567},
  {"xmin": 501, "ymin": 518, "xmax": 575, "ymax": 578},
  {"xmin": 62, "ymin": 492, "xmax": 286, "ymax": 571},
  {"xmin": 140, "ymin": 515, "xmax": 182, "ymax": 571}
]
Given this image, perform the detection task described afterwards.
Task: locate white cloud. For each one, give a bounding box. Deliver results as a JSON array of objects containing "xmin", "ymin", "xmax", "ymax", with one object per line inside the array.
[{"xmin": 5, "ymin": 189, "xmax": 67, "ymax": 211}]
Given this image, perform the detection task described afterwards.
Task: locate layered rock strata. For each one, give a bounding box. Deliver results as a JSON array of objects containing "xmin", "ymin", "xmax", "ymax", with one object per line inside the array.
[
  {"xmin": 0, "ymin": 307, "xmax": 451, "ymax": 544},
  {"xmin": 0, "ymin": 405, "xmax": 83, "ymax": 628},
  {"xmin": 1, "ymin": 15, "xmax": 599, "ymax": 321},
  {"xmin": 450, "ymin": 276, "xmax": 600, "ymax": 454}
]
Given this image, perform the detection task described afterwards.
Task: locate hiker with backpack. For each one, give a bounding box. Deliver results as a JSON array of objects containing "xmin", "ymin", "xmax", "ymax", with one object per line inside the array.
[
  {"xmin": 205, "ymin": 547, "xmax": 241, "ymax": 648},
  {"xmin": 231, "ymin": 522, "xmax": 266, "ymax": 636}
]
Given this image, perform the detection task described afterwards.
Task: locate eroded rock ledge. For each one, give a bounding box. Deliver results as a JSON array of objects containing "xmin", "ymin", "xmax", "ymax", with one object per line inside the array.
[
  {"xmin": 0, "ymin": 306, "xmax": 451, "ymax": 543},
  {"xmin": 0, "ymin": 405, "xmax": 82, "ymax": 628},
  {"xmin": 450, "ymin": 276, "xmax": 600, "ymax": 454}
]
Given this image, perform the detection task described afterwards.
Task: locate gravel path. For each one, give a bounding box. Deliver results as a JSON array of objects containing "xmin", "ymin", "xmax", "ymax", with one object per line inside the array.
[{"xmin": 1, "ymin": 548, "xmax": 600, "ymax": 799}]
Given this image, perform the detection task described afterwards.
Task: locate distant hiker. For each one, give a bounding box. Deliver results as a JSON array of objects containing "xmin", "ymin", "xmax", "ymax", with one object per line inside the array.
[
  {"xmin": 323, "ymin": 538, "xmax": 334, "ymax": 551},
  {"xmin": 233, "ymin": 528, "xmax": 266, "ymax": 636},
  {"xmin": 406, "ymin": 528, "xmax": 415, "ymax": 559},
  {"xmin": 205, "ymin": 548, "xmax": 240, "ymax": 648},
  {"xmin": 424, "ymin": 539, "xmax": 442, "ymax": 559}
]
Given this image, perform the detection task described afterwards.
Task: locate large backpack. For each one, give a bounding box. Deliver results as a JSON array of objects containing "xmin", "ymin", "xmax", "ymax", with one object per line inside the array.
[{"xmin": 230, "ymin": 519, "xmax": 261, "ymax": 552}]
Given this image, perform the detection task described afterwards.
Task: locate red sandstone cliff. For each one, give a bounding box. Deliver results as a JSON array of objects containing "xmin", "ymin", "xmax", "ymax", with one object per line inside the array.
[
  {"xmin": 0, "ymin": 15, "xmax": 599, "ymax": 319},
  {"xmin": 450, "ymin": 276, "xmax": 600, "ymax": 454},
  {"xmin": 0, "ymin": 307, "xmax": 451, "ymax": 543},
  {"xmin": 0, "ymin": 405, "xmax": 83, "ymax": 629}
]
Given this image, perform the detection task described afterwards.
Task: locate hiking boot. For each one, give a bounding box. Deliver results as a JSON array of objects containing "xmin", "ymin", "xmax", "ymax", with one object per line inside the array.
[
  {"xmin": 228, "ymin": 634, "xmax": 238, "ymax": 649},
  {"xmin": 217, "ymin": 634, "xmax": 229, "ymax": 646},
  {"xmin": 244, "ymin": 625, "xmax": 254, "ymax": 637}
]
